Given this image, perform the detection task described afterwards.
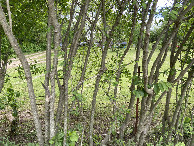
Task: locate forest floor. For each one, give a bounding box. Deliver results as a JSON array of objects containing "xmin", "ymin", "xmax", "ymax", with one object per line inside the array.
[
  {"xmin": 0, "ymin": 50, "xmax": 193, "ymax": 145},
  {"xmin": 1, "ymin": 51, "xmax": 49, "ymax": 145},
  {"xmin": 0, "ymin": 51, "xmax": 119, "ymax": 145}
]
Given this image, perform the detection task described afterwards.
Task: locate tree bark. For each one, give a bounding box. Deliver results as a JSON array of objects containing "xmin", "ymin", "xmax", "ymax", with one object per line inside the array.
[
  {"xmin": 55, "ymin": 0, "xmax": 77, "ymax": 127},
  {"xmin": 47, "ymin": 0, "xmax": 61, "ymax": 139},
  {"xmin": 167, "ymin": 70, "xmax": 193, "ymax": 143},
  {"xmin": 119, "ymin": 0, "xmax": 151, "ymax": 139},
  {"xmin": 44, "ymin": 9, "xmax": 52, "ymax": 144},
  {"xmin": 62, "ymin": 0, "xmax": 90, "ymax": 144},
  {"xmin": 112, "ymin": 0, "xmax": 138, "ymax": 115},
  {"xmin": 0, "ymin": 30, "xmax": 6, "ymax": 93},
  {"xmin": 0, "ymin": 4, "xmax": 44, "ymax": 146},
  {"xmin": 135, "ymin": 0, "xmax": 158, "ymax": 144},
  {"xmin": 6, "ymin": 0, "xmax": 12, "ymax": 32},
  {"xmin": 89, "ymin": 1, "xmax": 127, "ymax": 145}
]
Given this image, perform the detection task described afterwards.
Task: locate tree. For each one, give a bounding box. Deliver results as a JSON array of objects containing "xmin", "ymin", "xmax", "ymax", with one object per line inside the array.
[{"xmin": 0, "ymin": 0, "xmax": 193, "ymax": 145}]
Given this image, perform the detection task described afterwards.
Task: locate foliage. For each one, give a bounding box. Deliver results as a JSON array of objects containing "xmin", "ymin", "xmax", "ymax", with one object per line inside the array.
[
  {"xmin": 49, "ymin": 130, "xmax": 79, "ymax": 146},
  {"xmin": 21, "ymin": 42, "xmax": 47, "ymax": 53},
  {"xmin": 0, "ymin": 0, "xmax": 193, "ymax": 145},
  {"xmin": 0, "ymin": 81, "xmax": 20, "ymax": 119},
  {"xmin": 0, "ymin": 137, "xmax": 19, "ymax": 146},
  {"xmin": 16, "ymin": 61, "xmax": 46, "ymax": 80}
]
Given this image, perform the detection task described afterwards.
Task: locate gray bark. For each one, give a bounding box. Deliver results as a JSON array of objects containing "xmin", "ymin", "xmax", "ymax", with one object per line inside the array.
[
  {"xmin": 0, "ymin": 4, "xmax": 44, "ymax": 146},
  {"xmin": 89, "ymin": 1, "xmax": 127, "ymax": 145},
  {"xmin": 62, "ymin": 0, "xmax": 90, "ymax": 144},
  {"xmin": 0, "ymin": 30, "xmax": 6, "ymax": 93},
  {"xmin": 161, "ymin": 32, "xmax": 177, "ymax": 137},
  {"xmin": 142, "ymin": 0, "xmax": 157, "ymax": 95},
  {"xmin": 48, "ymin": 0, "xmax": 61, "ymax": 139},
  {"xmin": 113, "ymin": 0, "xmax": 138, "ymax": 115},
  {"xmin": 44, "ymin": 9, "xmax": 52, "ymax": 144},
  {"xmin": 135, "ymin": 0, "xmax": 158, "ymax": 144},
  {"xmin": 162, "ymin": 23, "xmax": 193, "ymax": 138},
  {"xmin": 6, "ymin": 0, "xmax": 12, "ymax": 32},
  {"xmin": 55, "ymin": 0, "xmax": 77, "ymax": 126},
  {"xmin": 0, "ymin": 63, "xmax": 6, "ymax": 93},
  {"xmin": 167, "ymin": 70, "xmax": 193, "ymax": 143},
  {"xmin": 119, "ymin": 0, "xmax": 151, "ymax": 138}
]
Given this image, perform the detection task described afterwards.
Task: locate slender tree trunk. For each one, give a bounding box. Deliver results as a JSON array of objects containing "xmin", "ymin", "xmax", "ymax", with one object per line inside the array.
[
  {"xmin": 0, "ymin": 63, "xmax": 6, "ymax": 93},
  {"xmin": 6, "ymin": 0, "xmax": 12, "ymax": 32},
  {"xmin": 112, "ymin": 0, "xmax": 138, "ymax": 115},
  {"xmin": 55, "ymin": 0, "xmax": 77, "ymax": 128},
  {"xmin": 62, "ymin": 0, "xmax": 90, "ymax": 144},
  {"xmin": 167, "ymin": 70, "xmax": 193, "ymax": 143},
  {"xmin": 162, "ymin": 24, "xmax": 194, "ymax": 139},
  {"xmin": 89, "ymin": 68, "xmax": 107, "ymax": 146},
  {"xmin": 44, "ymin": 10, "xmax": 52, "ymax": 144},
  {"xmin": 0, "ymin": 4, "xmax": 44, "ymax": 145},
  {"xmin": 89, "ymin": 1, "xmax": 127, "ymax": 145},
  {"xmin": 119, "ymin": 0, "xmax": 149, "ymax": 138},
  {"xmin": 0, "ymin": 30, "xmax": 5, "ymax": 93},
  {"xmin": 161, "ymin": 32, "xmax": 177, "ymax": 138},
  {"xmin": 71, "ymin": 2, "xmax": 101, "ymax": 112},
  {"xmin": 47, "ymin": 0, "xmax": 61, "ymax": 139},
  {"xmin": 135, "ymin": 1, "xmax": 158, "ymax": 144}
]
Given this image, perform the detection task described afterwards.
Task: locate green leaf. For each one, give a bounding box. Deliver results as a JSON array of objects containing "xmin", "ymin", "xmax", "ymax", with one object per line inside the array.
[
  {"xmin": 171, "ymin": 10, "xmax": 178, "ymax": 15},
  {"xmin": 170, "ymin": 13, "xmax": 177, "ymax": 20},
  {"xmin": 49, "ymin": 140, "xmax": 54, "ymax": 144},
  {"xmin": 58, "ymin": 132, "xmax": 65, "ymax": 139},
  {"xmin": 7, "ymin": 88, "xmax": 14, "ymax": 93},
  {"xmin": 113, "ymin": 81, "xmax": 119, "ymax": 86},
  {"xmin": 184, "ymin": 117, "xmax": 191, "ymax": 124},
  {"xmin": 139, "ymin": 90, "xmax": 145, "ymax": 97},
  {"xmin": 174, "ymin": 3, "xmax": 182, "ymax": 8},
  {"xmin": 162, "ymin": 11, "xmax": 168, "ymax": 17},
  {"xmin": 175, "ymin": 142, "xmax": 185, "ymax": 146},
  {"xmin": 166, "ymin": 82, "xmax": 172, "ymax": 88},
  {"xmin": 161, "ymin": 82, "xmax": 168, "ymax": 91},
  {"xmin": 69, "ymin": 141, "xmax": 75, "ymax": 146},
  {"xmin": 142, "ymin": 3, "xmax": 146, "ymax": 9},
  {"xmin": 154, "ymin": 84, "xmax": 160, "ymax": 94},
  {"xmin": 69, "ymin": 131, "xmax": 78, "ymax": 142},
  {"xmin": 158, "ymin": 83, "xmax": 164, "ymax": 92},
  {"xmin": 133, "ymin": 90, "xmax": 139, "ymax": 98}
]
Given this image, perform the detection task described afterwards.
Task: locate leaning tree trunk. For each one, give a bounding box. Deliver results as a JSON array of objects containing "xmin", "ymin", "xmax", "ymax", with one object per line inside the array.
[
  {"xmin": 135, "ymin": 0, "xmax": 157, "ymax": 144},
  {"xmin": 89, "ymin": 0, "xmax": 127, "ymax": 145},
  {"xmin": 167, "ymin": 70, "xmax": 193, "ymax": 143},
  {"xmin": 119, "ymin": 0, "xmax": 149, "ymax": 138},
  {"xmin": 0, "ymin": 29, "xmax": 7, "ymax": 93},
  {"xmin": 0, "ymin": 4, "xmax": 44, "ymax": 146}
]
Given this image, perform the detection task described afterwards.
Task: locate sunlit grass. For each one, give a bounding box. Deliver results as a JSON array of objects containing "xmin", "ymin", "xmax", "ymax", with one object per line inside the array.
[{"xmin": 1, "ymin": 47, "xmax": 192, "ymax": 115}]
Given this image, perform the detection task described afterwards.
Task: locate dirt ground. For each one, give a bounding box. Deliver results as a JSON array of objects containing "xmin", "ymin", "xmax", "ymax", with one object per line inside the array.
[{"xmin": 7, "ymin": 51, "xmax": 47, "ymax": 69}]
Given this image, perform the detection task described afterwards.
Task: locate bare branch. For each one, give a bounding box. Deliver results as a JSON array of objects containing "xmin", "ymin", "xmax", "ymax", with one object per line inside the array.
[{"xmin": 6, "ymin": 0, "xmax": 12, "ymax": 32}]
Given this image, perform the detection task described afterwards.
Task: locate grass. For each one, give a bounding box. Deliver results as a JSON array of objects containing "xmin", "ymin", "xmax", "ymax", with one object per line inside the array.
[{"xmin": 0, "ymin": 47, "xmax": 193, "ymax": 145}]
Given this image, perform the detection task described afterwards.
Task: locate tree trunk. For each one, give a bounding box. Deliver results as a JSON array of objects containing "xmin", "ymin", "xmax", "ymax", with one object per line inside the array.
[
  {"xmin": 61, "ymin": 0, "xmax": 90, "ymax": 144},
  {"xmin": 0, "ymin": 4, "xmax": 44, "ymax": 145},
  {"xmin": 44, "ymin": 9, "xmax": 52, "ymax": 144},
  {"xmin": 119, "ymin": 0, "xmax": 149, "ymax": 138},
  {"xmin": 167, "ymin": 70, "xmax": 193, "ymax": 143},
  {"xmin": 89, "ymin": 1, "xmax": 127, "ymax": 145},
  {"xmin": 47, "ymin": 0, "xmax": 61, "ymax": 139},
  {"xmin": 112, "ymin": 0, "xmax": 138, "ymax": 115}
]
